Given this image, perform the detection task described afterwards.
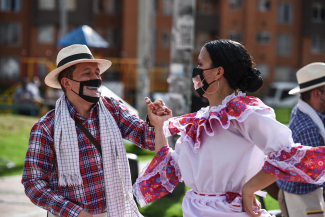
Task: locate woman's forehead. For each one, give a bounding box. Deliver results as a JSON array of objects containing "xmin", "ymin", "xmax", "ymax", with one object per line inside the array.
[{"xmin": 198, "ymin": 47, "xmax": 210, "ymax": 62}]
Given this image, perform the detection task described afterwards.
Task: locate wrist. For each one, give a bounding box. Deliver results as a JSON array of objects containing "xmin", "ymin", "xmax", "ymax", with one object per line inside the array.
[{"xmin": 242, "ymin": 182, "xmax": 255, "ymax": 195}]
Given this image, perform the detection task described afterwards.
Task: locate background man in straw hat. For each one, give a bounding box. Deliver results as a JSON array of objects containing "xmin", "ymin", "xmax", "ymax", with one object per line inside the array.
[
  {"xmin": 277, "ymin": 62, "xmax": 325, "ymax": 217},
  {"xmin": 22, "ymin": 44, "xmax": 170, "ymax": 217}
]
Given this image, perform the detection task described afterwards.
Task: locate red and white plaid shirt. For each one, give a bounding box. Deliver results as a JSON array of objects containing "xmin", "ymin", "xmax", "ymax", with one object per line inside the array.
[{"xmin": 22, "ymin": 96, "xmax": 155, "ymax": 217}]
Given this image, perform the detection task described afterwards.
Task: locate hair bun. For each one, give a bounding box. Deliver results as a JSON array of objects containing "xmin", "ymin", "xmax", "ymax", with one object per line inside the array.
[{"xmin": 237, "ymin": 68, "xmax": 263, "ymax": 93}]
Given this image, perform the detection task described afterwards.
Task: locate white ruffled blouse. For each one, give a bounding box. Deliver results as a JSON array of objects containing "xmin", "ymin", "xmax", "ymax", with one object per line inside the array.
[{"xmin": 133, "ymin": 92, "xmax": 325, "ymax": 217}]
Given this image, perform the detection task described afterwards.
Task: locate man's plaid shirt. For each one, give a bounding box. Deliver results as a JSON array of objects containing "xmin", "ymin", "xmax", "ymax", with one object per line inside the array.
[
  {"xmin": 22, "ymin": 96, "xmax": 155, "ymax": 217},
  {"xmin": 277, "ymin": 104, "xmax": 325, "ymax": 194}
]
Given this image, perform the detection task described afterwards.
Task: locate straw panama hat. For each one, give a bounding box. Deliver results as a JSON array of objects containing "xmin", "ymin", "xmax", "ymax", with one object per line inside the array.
[
  {"xmin": 45, "ymin": 44, "xmax": 112, "ymax": 89},
  {"xmin": 289, "ymin": 62, "xmax": 325, "ymax": 95}
]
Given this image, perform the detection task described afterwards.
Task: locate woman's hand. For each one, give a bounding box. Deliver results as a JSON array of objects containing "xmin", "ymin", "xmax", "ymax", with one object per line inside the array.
[
  {"xmin": 145, "ymin": 97, "xmax": 172, "ymax": 128},
  {"xmin": 242, "ymin": 169, "xmax": 277, "ymax": 217},
  {"xmin": 242, "ymin": 188, "xmax": 262, "ymax": 217}
]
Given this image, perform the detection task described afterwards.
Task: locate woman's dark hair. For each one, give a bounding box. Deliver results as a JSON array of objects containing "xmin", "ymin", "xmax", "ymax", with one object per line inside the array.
[{"xmin": 204, "ymin": 39, "xmax": 263, "ymax": 93}]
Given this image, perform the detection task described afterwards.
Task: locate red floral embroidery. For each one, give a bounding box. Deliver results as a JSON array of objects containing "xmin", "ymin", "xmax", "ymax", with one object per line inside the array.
[
  {"xmin": 137, "ymin": 146, "xmax": 180, "ymax": 204},
  {"xmin": 223, "ymin": 192, "xmax": 242, "ymax": 204},
  {"xmin": 167, "ymin": 96, "xmax": 269, "ymax": 146},
  {"xmin": 263, "ymin": 146, "xmax": 325, "ymax": 183}
]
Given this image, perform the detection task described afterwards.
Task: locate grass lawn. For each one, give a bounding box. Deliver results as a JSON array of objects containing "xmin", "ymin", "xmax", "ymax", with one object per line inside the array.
[
  {"xmin": 274, "ymin": 107, "xmax": 292, "ymax": 125},
  {"xmin": 0, "ymin": 114, "xmax": 280, "ymax": 216},
  {"xmin": 0, "ymin": 114, "xmax": 38, "ymax": 176}
]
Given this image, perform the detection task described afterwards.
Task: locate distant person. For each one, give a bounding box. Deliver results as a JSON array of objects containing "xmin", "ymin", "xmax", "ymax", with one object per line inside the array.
[
  {"xmin": 13, "ymin": 77, "xmax": 35, "ymax": 115},
  {"xmin": 22, "ymin": 44, "xmax": 169, "ymax": 217},
  {"xmin": 27, "ymin": 76, "xmax": 42, "ymax": 102},
  {"xmin": 277, "ymin": 62, "xmax": 325, "ymax": 217}
]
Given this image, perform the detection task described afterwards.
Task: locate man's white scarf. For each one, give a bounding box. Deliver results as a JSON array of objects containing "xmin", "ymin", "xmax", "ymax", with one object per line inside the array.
[
  {"xmin": 54, "ymin": 95, "xmax": 141, "ymax": 217},
  {"xmin": 297, "ymin": 98, "xmax": 325, "ymax": 142}
]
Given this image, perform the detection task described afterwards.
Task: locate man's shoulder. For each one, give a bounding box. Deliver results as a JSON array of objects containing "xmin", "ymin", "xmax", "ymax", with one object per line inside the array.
[{"xmin": 33, "ymin": 109, "xmax": 56, "ymax": 132}]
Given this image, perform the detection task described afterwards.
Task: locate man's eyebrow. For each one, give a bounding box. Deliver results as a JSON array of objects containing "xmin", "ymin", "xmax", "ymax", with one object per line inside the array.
[{"xmin": 81, "ymin": 68, "xmax": 100, "ymax": 72}]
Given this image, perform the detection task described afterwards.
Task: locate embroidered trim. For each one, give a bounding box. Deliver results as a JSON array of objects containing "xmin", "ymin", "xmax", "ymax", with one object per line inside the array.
[
  {"xmin": 265, "ymin": 146, "xmax": 325, "ymax": 185},
  {"xmin": 163, "ymin": 93, "xmax": 273, "ymax": 153},
  {"xmin": 132, "ymin": 147, "xmax": 182, "ymax": 206}
]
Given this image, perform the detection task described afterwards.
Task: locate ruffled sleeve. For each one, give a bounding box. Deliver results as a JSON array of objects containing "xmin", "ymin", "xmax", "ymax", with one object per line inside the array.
[
  {"xmin": 132, "ymin": 146, "xmax": 182, "ymax": 207},
  {"xmin": 235, "ymin": 108, "xmax": 325, "ymax": 185}
]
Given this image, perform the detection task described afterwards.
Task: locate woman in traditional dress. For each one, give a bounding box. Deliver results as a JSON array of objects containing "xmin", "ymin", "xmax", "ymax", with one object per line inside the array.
[{"xmin": 133, "ymin": 39, "xmax": 325, "ymax": 217}]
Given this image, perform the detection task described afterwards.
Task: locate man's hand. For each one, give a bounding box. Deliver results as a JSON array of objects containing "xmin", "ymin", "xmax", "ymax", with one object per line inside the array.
[
  {"xmin": 77, "ymin": 210, "xmax": 93, "ymax": 217},
  {"xmin": 148, "ymin": 99, "xmax": 168, "ymax": 116},
  {"xmin": 145, "ymin": 97, "xmax": 172, "ymax": 127}
]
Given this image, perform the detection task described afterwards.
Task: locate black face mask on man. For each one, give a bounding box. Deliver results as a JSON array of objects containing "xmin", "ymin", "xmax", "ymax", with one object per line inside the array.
[
  {"xmin": 69, "ymin": 79, "xmax": 101, "ymax": 104},
  {"xmin": 192, "ymin": 67, "xmax": 219, "ymax": 97}
]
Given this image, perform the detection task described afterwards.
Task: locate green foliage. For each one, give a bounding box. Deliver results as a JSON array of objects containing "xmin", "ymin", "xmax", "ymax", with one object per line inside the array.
[
  {"xmin": 0, "ymin": 114, "xmax": 38, "ymax": 176},
  {"xmin": 124, "ymin": 141, "xmax": 155, "ymax": 156},
  {"xmin": 274, "ymin": 107, "xmax": 292, "ymax": 124},
  {"xmin": 263, "ymin": 193, "xmax": 280, "ymax": 211},
  {"xmin": 138, "ymin": 194, "xmax": 184, "ymax": 217}
]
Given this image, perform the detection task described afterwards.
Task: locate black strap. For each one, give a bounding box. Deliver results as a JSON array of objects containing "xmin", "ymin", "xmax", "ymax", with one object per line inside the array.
[
  {"xmin": 57, "ymin": 53, "xmax": 94, "ymax": 67},
  {"xmin": 299, "ymin": 75, "xmax": 325, "ymax": 89},
  {"xmin": 75, "ymin": 118, "xmax": 102, "ymax": 155}
]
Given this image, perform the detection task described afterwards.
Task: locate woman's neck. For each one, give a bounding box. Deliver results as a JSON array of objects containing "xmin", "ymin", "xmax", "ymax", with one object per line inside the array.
[{"xmin": 208, "ymin": 86, "xmax": 235, "ymax": 107}]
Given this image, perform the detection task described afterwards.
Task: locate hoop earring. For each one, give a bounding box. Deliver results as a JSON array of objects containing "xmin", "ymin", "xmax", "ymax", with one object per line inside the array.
[{"xmin": 201, "ymin": 76, "xmax": 219, "ymax": 94}]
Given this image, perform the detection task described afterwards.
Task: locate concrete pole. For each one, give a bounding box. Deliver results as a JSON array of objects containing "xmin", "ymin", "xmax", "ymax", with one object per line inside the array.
[
  {"xmin": 168, "ymin": 0, "xmax": 196, "ymax": 148},
  {"xmin": 136, "ymin": 0, "xmax": 152, "ymax": 120},
  {"xmin": 167, "ymin": 0, "xmax": 196, "ymax": 196},
  {"xmin": 59, "ymin": 0, "xmax": 68, "ymax": 38}
]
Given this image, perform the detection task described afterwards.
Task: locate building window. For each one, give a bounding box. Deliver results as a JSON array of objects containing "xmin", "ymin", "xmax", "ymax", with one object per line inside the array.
[
  {"xmin": 105, "ymin": 29, "xmax": 120, "ymax": 47},
  {"xmin": 229, "ymin": 0, "xmax": 243, "ymax": 10},
  {"xmin": 277, "ymin": 2, "xmax": 293, "ymax": 24},
  {"xmin": 66, "ymin": 0, "xmax": 76, "ymax": 11},
  {"xmin": 197, "ymin": 0, "xmax": 216, "ymax": 15},
  {"xmin": 312, "ymin": 3, "xmax": 325, "ymax": 23},
  {"xmin": 94, "ymin": 0, "xmax": 120, "ymax": 14},
  {"xmin": 163, "ymin": 0, "xmax": 173, "ymax": 15},
  {"xmin": 153, "ymin": 0, "xmax": 158, "ymax": 14},
  {"xmin": 257, "ymin": 0, "xmax": 270, "ymax": 12},
  {"xmin": 277, "ymin": 34, "xmax": 292, "ymax": 56},
  {"xmin": 38, "ymin": 0, "xmax": 55, "ymax": 10},
  {"xmin": 256, "ymin": 31, "xmax": 270, "ymax": 44},
  {"xmin": 257, "ymin": 64, "xmax": 269, "ymax": 78},
  {"xmin": 228, "ymin": 30, "xmax": 242, "ymax": 42},
  {"xmin": 0, "ymin": 23, "xmax": 20, "ymax": 46},
  {"xmin": 161, "ymin": 30, "xmax": 171, "ymax": 49},
  {"xmin": 152, "ymin": 29, "xmax": 157, "ymax": 48},
  {"xmin": 311, "ymin": 35, "xmax": 324, "ymax": 54},
  {"xmin": 275, "ymin": 66, "xmax": 293, "ymax": 81},
  {"xmin": 38, "ymin": 25, "xmax": 55, "ymax": 44},
  {"xmin": 195, "ymin": 31, "xmax": 210, "ymax": 52},
  {"xmin": 1, "ymin": 0, "xmax": 21, "ymax": 12}
]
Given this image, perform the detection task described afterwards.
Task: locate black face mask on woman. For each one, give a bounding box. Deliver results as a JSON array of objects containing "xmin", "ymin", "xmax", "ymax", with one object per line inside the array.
[
  {"xmin": 192, "ymin": 67, "xmax": 218, "ymax": 97},
  {"xmin": 69, "ymin": 79, "xmax": 101, "ymax": 104}
]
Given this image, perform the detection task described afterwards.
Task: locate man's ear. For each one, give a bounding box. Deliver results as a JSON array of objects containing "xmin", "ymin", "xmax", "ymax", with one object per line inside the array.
[
  {"xmin": 215, "ymin": 67, "xmax": 224, "ymax": 80},
  {"xmin": 61, "ymin": 78, "xmax": 72, "ymax": 91},
  {"xmin": 311, "ymin": 88, "xmax": 321, "ymax": 100}
]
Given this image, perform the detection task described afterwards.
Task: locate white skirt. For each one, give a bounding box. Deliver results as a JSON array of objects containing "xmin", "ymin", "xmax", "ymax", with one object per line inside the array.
[{"xmin": 182, "ymin": 190, "xmax": 274, "ymax": 217}]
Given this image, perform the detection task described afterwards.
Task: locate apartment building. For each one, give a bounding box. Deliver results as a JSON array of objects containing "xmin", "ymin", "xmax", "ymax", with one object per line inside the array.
[{"xmin": 1, "ymin": 0, "xmax": 325, "ymax": 92}]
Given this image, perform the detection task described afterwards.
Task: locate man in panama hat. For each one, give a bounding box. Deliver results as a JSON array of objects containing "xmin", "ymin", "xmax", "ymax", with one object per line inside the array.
[
  {"xmin": 277, "ymin": 62, "xmax": 325, "ymax": 217},
  {"xmin": 22, "ymin": 44, "xmax": 170, "ymax": 217}
]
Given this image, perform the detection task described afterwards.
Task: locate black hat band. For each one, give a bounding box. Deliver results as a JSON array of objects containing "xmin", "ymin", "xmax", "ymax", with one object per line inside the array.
[
  {"xmin": 57, "ymin": 53, "xmax": 94, "ymax": 68},
  {"xmin": 299, "ymin": 75, "xmax": 325, "ymax": 89}
]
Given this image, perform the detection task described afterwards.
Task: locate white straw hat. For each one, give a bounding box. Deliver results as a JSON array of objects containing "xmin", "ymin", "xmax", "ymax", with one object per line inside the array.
[
  {"xmin": 289, "ymin": 62, "xmax": 325, "ymax": 95},
  {"xmin": 45, "ymin": 44, "xmax": 112, "ymax": 89}
]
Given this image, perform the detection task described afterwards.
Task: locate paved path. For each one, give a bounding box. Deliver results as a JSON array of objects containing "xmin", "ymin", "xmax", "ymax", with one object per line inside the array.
[{"xmin": 0, "ymin": 160, "xmax": 151, "ymax": 217}]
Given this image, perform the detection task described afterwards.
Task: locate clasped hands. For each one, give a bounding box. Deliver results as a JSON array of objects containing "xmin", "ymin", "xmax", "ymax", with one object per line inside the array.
[{"xmin": 145, "ymin": 97, "xmax": 172, "ymax": 128}]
